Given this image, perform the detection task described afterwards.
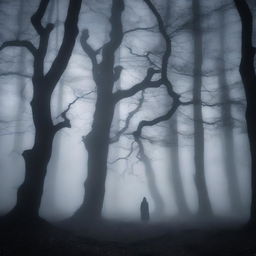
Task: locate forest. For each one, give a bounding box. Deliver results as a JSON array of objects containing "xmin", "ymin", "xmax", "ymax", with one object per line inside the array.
[{"xmin": 0, "ymin": 0, "xmax": 255, "ymax": 255}]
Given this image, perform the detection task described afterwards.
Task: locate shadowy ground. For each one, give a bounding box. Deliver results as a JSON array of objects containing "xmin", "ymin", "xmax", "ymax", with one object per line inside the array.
[{"xmin": 0, "ymin": 218, "xmax": 256, "ymax": 256}]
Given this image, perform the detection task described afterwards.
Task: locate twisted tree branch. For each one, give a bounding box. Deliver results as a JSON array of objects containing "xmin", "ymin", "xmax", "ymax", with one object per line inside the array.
[{"xmin": 0, "ymin": 40, "xmax": 36, "ymax": 56}]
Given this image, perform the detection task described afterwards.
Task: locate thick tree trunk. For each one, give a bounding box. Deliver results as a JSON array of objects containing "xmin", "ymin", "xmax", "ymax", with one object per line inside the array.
[
  {"xmin": 192, "ymin": 0, "xmax": 212, "ymax": 216},
  {"xmin": 15, "ymin": 85, "xmax": 55, "ymax": 220},
  {"xmin": 46, "ymin": 0, "xmax": 64, "ymax": 212},
  {"xmin": 81, "ymin": 91, "xmax": 115, "ymax": 220},
  {"xmin": 73, "ymin": 0, "xmax": 124, "ymax": 222},
  {"xmin": 234, "ymin": 0, "xmax": 256, "ymax": 225}
]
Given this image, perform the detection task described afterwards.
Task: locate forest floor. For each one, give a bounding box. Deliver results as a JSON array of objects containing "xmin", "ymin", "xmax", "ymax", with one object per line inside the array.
[{"xmin": 0, "ymin": 218, "xmax": 256, "ymax": 256}]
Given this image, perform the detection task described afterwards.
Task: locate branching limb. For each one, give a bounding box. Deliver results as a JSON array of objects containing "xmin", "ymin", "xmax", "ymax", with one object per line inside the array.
[
  {"xmin": 123, "ymin": 0, "xmax": 181, "ymax": 143},
  {"xmin": 101, "ymin": 0, "xmax": 124, "ymax": 61},
  {"xmin": 113, "ymin": 65, "xmax": 123, "ymax": 82},
  {"xmin": 31, "ymin": 0, "xmax": 53, "ymax": 35},
  {"xmin": 54, "ymin": 90, "xmax": 94, "ymax": 132},
  {"xmin": 45, "ymin": 0, "xmax": 82, "ymax": 86},
  {"xmin": 80, "ymin": 29, "xmax": 98, "ymax": 66},
  {"xmin": 126, "ymin": 45, "xmax": 160, "ymax": 69},
  {"xmin": 114, "ymin": 68, "xmax": 161, "ymax": 102},
  {"xmin": 134, "ymin": 98, "xmax": 180, "ymax": 138},
  {"xmin": 109, "ymin": 141, "xmax": 136, "ymax": 164},
  {"xmin": 144, "ymin": 0, "xmax": 179, "ymax": 100},
  {"xmin": 0, "ymin": 40, "xmax": 36, "ymax": 56},
  {"xmin": 123, "ymin": 26, "xmax": 156, "ymax": 35},
  {"xmin": 110, "ymin": 90, "xmax": 145, "ymax": 143}
]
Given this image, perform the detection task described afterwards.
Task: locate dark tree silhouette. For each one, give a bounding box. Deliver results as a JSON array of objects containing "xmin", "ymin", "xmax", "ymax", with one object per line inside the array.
[
  {"xmin": 192, "ymin": 0, "xmax": 213, "ymax": 217},
  {"xmin": 73, "ymin": 0, "xmax": 185, "ymax": 221},
  {"xmin": 234, "ymin": 0, "xmax": 256, "ymax": 225},
  {"xmin": 0, "ymin": 0, "xmax": 82, "ymax": 222},
  {"xmin": 73, "ymin": 0, "xmax": 126, "ymax": 221}
]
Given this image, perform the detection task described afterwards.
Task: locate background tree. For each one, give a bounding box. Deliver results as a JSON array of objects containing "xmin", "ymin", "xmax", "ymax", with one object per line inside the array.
[
  {"xmin": 217, "ymin": 0, "xmax": 242, "ymax": 213},
  {"xmin": 165, "ymin": 0, "xmax": 190, "ymax": 216},
  {"xmin": 72, "ymin": 0, "xmax": 185, "ymax": 221},
  {"xmin": 192, "ymin": 0, "xmax": 213, "ymax": 217}
]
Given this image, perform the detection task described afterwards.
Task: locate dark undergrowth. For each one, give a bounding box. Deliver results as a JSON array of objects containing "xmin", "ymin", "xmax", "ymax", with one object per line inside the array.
[{"xmin": 0, "ymin": 218, "xmax": 256, "ymax": 256}]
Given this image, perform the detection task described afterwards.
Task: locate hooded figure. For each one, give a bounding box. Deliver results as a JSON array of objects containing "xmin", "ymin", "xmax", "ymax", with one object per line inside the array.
[{"xmin": 140, "ymin": 197, "xmax": 150, "ymax": 221}]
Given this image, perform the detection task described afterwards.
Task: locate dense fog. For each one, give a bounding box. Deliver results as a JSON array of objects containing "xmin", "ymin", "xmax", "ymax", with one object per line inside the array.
[{"xmin": 0, "ymin": 0, "xmax": 254, "ymax": 225}]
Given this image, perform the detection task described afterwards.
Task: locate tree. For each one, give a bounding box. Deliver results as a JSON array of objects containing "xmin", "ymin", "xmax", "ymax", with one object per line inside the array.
[
  {"xmin": 218, "ymin": 1, "xmax": 242, "ymax": 213},
  {"xmin": 192, "ymin": 0, "xmax": 213, "ymax": 217},
  {"xmin": 72, "ymin": 0, "xmax": 185, "ymax": 221},
  {"xmin": 234, "ymin": 0, "xmax": 256, "ymax": 225},
  {"xmin": 164, "ymin": 0, "xmax": 190, "ymax": 216},
  {"xmin": 0, "ymin": 0, "xmax": 82, "ymax": 221}
]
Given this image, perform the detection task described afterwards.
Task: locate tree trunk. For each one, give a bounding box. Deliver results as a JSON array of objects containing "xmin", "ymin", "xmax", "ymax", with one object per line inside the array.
[
  {"xmin": 73, "ymin": 0, "xmax": 124, "ymax": 221},
  {"xmin": 46, "ymin": 0, "xmax": 63, "ymax": 212},
  {"xmin": 15, "ymin": 86, "xmax": 55, "ymax": 219},
  {"xmin": 81, "ymin": 90, "xmax": 115, "ymax": 220},
  {"xmin": 0, "ymin": 0, "xmax": 82, "ymax": 222},
  {"xmin": 192, "ymin": 0, "xmax": 212, "ymax": 216},
  {"xmin": 234, "ymin": 0, "xmax": 256, "ymax": 225},
  {"xmin": 218, "ymin": 3, "xmax": 242, "ymax": 213},
  {"xmin": 161, "ymin": 0, "xmax": 189, "ymax": 217},
  {"xmin": 170, "ymin": 114, "xmax": 190, "ymax": 215}
]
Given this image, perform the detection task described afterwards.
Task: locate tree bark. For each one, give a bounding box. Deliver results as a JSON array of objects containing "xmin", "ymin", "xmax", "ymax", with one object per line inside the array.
[
  {"xmin": 16, "ymin": 86, "xmax": 56, "ymax": 219},
  {"xmin": 234, "ymin": 0, "xmax": 256, "ymax": 225},
  {"xmin": 82, "ymin": 92, "xmax": 115, "ymax": 219}
]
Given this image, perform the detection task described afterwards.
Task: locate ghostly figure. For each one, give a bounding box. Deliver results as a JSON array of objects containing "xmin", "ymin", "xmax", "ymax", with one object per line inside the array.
[{"xmin": 140, "ymin": 197, "xmax": 150, "ymax": 221}]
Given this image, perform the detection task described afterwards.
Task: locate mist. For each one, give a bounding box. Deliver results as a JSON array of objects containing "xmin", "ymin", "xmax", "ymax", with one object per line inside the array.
[{"xmin": 0, "ymin": 0, "xmax": 256, "ymax": 255}]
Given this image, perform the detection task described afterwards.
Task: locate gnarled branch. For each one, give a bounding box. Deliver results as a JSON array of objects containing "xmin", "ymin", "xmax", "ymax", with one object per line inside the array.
[
  {"xmin": 31, "ymin": 0, "xmax": 52, "ymax": 35},
  {"xmin": 113, "ymin": 68, "xmax": 161, "ymax": 102},
  {"xmin": 110, "ymin": 90, "xmax": 145, "ymax": 143},
  {"xmin": 0, "ymin": 40, "xmax": 36, "ymax": 56},
  {"xmin": 133, "ymin": 98, "xmax": 180, "ymax": 138},
  {"xmin": 80, "ymin": 29, "xmax": 98, "ymax": 66}
]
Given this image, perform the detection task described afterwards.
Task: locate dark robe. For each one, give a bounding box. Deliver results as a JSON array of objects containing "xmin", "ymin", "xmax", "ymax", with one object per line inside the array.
[{"xmin": 140, "ymin": 197, "xmax": 150, "ymax": 221}]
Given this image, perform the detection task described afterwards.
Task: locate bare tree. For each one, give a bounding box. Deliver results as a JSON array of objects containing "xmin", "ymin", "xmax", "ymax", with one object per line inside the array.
[
  {"xmin": 192, "ymin": 0, "xmax": 213, "ymax": 216},
  {"xmin": 234, "ymin": 0, "xmax": 256, "ymax": 225},
  {"xmin": 0, "ymin": 0, "xmax": 82, "ymax": 222},
  {"xmin": 72, "ymin": 0, "xmax": 185, "ymax": 221}
]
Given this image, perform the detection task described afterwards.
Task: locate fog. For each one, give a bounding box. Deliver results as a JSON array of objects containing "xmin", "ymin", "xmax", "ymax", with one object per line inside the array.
[{"xmin": 0, "ymin": 0, "xmax": 253, "ymax": 226}]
